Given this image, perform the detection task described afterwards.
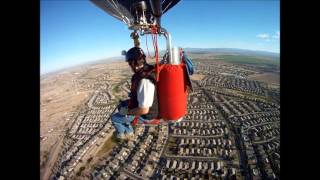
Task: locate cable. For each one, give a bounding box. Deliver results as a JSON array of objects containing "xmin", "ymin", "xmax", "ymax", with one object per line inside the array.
[{"xmin": 145, "ymin": 34, "xmax": 152, "ymax": 58}]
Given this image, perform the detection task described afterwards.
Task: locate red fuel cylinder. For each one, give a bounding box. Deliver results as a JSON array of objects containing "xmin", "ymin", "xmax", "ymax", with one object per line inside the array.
[{"xmin": 157, "ymin": 63, "xmax": 188, "ymax": 120}]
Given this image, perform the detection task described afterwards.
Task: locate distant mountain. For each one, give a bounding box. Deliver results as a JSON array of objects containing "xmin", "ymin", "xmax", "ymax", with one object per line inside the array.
[
  {"xmin": 183, "ymin": 48, "xmax": 280, "ymax": 59},
  {"xmin": 83, "ymin": 56, "xmax": 124, "ymax": 65},
  {"xmin": 104, "ymin": 48, "xmax": 280, "ymax": 60}
]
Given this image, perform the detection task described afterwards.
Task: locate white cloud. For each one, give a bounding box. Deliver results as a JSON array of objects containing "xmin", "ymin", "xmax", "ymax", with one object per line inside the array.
[
  {"xmin": 257, "ymin": 31, "xmax": 280, "ymax": 41},
  {"xmin": 272, "ymin": 30, "xmax": 280, "ymax": 39},
  {"xmin": 257, "ymin": 33, "xmax": 270, "ymax": 39}
]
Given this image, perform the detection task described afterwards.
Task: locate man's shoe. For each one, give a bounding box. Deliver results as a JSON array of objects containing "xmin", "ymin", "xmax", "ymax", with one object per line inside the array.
[
  {"xmin": 116, "ymin": 133, "xmax": 126, "ymax": 140},
  {"xmin": 144, "ymin": 119, "xmax": 161, "ymax": 125}
]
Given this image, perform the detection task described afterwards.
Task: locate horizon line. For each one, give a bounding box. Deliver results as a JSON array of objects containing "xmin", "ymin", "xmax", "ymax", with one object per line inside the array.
[{"xmin": 41, "ymin": 47, "xmax": 279, "ymax": 76}]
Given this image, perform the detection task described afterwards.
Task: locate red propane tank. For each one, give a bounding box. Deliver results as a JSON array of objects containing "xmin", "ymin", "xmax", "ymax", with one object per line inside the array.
[{"xmin": 157, "ymin": 63, "xmax": 188, "ymax": 120}]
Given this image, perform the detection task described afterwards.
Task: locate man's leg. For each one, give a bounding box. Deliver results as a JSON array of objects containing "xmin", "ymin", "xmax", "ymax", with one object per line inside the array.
[
  {"xmin": 123, "ymin": 116, "xmax": 135, "ymax": 134},
  {"xmin": 111, "ymin": 113, "xmax": 127, "ymax": 136},
  {"xmin": 111, "ymin": 113, "xmax": 135, "ymax": 135}
]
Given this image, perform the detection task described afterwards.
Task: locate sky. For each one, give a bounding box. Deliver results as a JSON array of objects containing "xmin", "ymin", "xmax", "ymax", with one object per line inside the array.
[{"xmin": 40, "ymin": 0, "xmax": 280, "ymax": 74}]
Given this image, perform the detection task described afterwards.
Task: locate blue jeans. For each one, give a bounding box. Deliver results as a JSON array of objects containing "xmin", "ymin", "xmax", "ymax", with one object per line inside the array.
[{"xmin": 111, "ymin": 113, "xmax": 147, "ymax": 135}]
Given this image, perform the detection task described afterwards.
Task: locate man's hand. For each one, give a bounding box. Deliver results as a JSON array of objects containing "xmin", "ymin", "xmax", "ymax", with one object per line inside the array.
[{"xmin": 128, "ymin": 106, "xmax": 149, "ymax": 116}]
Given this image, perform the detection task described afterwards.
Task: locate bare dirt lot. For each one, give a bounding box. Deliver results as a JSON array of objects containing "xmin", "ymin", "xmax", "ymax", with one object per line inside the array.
[
  {"xmin": 40, "ymin": 59, "xmax": 129, "ymax": 179},
  {"xmin": 40, "ymin": 52, "xmax": 280, "ymax": 179},
  {"xmin": 247, "ymin": 72, "xmax": 280, "ymax": 86},
  {"xmin": 40, "ymin": 70, "xmax": 92, "ymax": 178},
  {"xmin": 190, "ymin": 74, "xmax": 205, "ymax": 81}
]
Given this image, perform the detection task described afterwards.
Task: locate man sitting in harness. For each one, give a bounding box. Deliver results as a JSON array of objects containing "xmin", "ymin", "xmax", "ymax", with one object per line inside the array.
[{"xmin": 111, "ymin": 47, "xmax": 159, "ymax": 140}]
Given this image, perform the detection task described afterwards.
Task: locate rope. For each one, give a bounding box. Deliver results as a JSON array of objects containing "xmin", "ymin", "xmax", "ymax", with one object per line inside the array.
[
  {"xmin": 180, "ymin": 47, "xmax": 184, "ymax": 63},
  {"xmin": 151, "ymin": 25, "xmax": 160, "ymax": 81}
]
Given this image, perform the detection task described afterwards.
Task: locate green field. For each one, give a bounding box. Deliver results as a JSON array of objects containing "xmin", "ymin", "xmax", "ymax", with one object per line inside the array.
[
  {"xmin": 97, "ymin": 135, "xmax": 117, "ymax": 157},
  {"xmin": 216, "ymin": 55, "xmax": 279, "ymax": 67}
]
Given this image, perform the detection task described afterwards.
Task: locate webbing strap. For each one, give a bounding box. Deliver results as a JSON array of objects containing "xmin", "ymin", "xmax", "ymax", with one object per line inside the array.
[{"xmin": 131, "ymin": 116, "xmax": 139, "ymax": 126}]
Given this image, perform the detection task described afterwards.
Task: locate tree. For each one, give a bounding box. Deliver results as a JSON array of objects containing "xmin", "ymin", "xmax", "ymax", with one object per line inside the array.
[{"xmin": 87, "ymin": 157, "xmax": 93, "ymax": 164}]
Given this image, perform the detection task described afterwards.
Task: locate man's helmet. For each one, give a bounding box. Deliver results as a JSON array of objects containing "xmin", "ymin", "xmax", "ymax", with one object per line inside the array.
[{"xmin": 125, "ymin": 47, "xmax": 146, "ymax": 66}]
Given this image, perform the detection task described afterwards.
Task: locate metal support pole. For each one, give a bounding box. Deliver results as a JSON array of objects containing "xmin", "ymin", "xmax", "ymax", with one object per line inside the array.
[
  {"xmin": 130, "ymin": 31, "xmax": 140, "ymax": 47},
  {"xmin": 159, "ymin": 27, "xmax": 172, "ymax": 64}
]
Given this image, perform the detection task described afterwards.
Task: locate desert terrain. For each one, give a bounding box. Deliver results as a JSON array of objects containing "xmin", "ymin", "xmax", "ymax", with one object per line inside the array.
[{"xmin": 41, "ymin": 49, "xmax": 280, "ymax": 180}]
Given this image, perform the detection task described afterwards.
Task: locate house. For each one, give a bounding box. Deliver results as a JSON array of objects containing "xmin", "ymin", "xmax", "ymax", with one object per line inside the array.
[
  {"xmin": 217, "ymin": 161, "xmax": 221, "ymax": 170},
  {"xmin": 223, "ymin": 139, "xmax": 227, "ymax": 146},
  {"xmin": 57, "ymin": 176, "xmax": 65, "ymax": 180},
  {"xmin": 197, "ymin": 148, "xmax": 201, "ymax": 155},
  {"xmin": 198, "ymin": 161, "xmax": 202, "ymax": 170},
  {"xmin": 172, "ymin": 160, "xmax": 177, "ymax": 169},
  {"xmin": 184, "ymin": 162, "xmax": 189, "ymax": 170},
  {"xmin": 180, "ymin": 139, "xmax": 185, "ymax": 146},
  {"xmin": 178, "ymin": 161, "xmax": 183, "ymax": 170},
  {"xmin": 222, "ymin": 167, "xmax": 228, "ymax": 177},
  {"xmin": 139, "ymin": 149, "xmax": 146, "ymax": 154},
  {"xmin": 231, "ymin": 168, "xmax": 236, "ymax": 176},
  {"xmin": 213, "ymin": 148, "xmax": 217, "ymax": 155},
  {"xmin": 105, "ymin": 166, "xmax": 113, "ymax": 175},
  {"xmin": 191, "ymin": 161, "xmax": 196, "ymax": 170},
  {"xmin": 252, "ymin": 168, "xmax": 259, "ymax": 176},
  {"xmin": 141, "ymin": 165, "xmax": 153, "ymax": 177},
  {"xmin": 161, "ymin": 175, "xmax": 167, "ymax": 180},
  {"xmin": 203, "ymin": 162, "xmax": 208, "ymax": 170},
  {"xmin": 206, "ymin": 129, "xmax": 210, "ymax": 135},
  {"xmin": 166, "ymin": 160, "xmax": 171, "ymax": 168},
  {"xmin": 207, "ymin": 139, "xmax": 211, "ymax": 146},
  {"xmin": 109, "ymin": 161, "xmax": 119, "ymax": 171},
  {"xmin": 118, "ymin": 173, "xmax": 128, "ymax": 180},
  {"xmin": 203, "ymin": 148, "xmax": 207, "ymax": 156}
]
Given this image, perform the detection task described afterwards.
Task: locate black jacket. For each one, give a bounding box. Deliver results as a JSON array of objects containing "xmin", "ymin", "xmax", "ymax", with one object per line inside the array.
[{"xmin": 128, "ymin": 64, "xmax": 159, "ymax": 120}]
